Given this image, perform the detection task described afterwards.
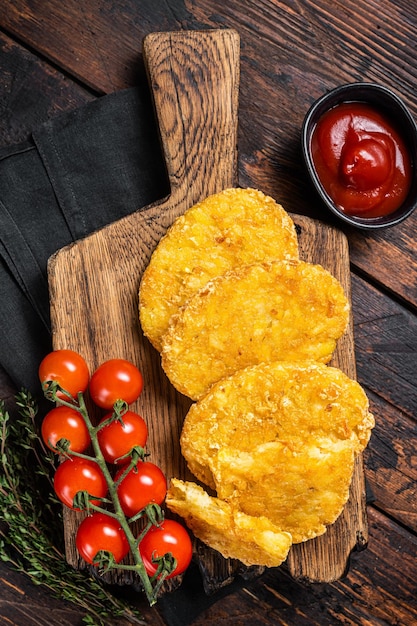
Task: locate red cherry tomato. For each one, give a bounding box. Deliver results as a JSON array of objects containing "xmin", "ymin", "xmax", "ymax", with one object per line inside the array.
[
  {"xmin": 54, "ymin": 457, "xmax": 108, "ymax": 510},
  {"xmin": 97, "ymin": 410, "xmax": 148, "ymax": 465},
  {"xmin": 41, "ymin": 405, "xmax": 91, "ymax": 453},
  {"xmin": 76, "ymin": 513, "xmax": 130, "ymax": 565},
  {"xmin": 139, "ymin": 520, "xmax": 193, "ymax": 579},
  {"xmin": 39, "ymin": 350, "xmax": 89, "ymax": 399},
  {"xmin": 115, "ymin": 462, "xmax": 167, "ymax": 518},
  {"xmin": 89, "ymin": 359, "xmax": 143, "ymax": 409}
]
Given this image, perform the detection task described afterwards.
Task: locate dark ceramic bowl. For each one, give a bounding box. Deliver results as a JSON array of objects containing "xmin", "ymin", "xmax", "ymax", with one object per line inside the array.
[{"xmin": 301, "ymin": 82, "xmax": 417, "ymax": 229}]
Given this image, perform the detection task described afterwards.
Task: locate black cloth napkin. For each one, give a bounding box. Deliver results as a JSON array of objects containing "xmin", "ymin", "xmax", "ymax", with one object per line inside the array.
[
  {"xmin": 0, "ymin": 85, "xmax": 250, "ymax": 624},
  {"xmin": 0, "ymin": 87, "xmax": 169, "ymax": 393}
]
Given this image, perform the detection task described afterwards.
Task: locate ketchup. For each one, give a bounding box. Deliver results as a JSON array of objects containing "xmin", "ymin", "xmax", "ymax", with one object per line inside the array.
[{"xmin": 311, "ymin": 102, "xmax": 412, "ymax": 218}]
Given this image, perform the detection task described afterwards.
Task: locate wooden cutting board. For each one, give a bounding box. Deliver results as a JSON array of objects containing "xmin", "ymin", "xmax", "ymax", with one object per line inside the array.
[{"xmin": 47, "ymin": 29, "xmax": 368, "ymax": 592}]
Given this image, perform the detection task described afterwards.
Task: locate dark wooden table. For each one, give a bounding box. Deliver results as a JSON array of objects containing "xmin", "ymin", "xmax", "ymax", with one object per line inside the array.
[{"xmin": 2, "ymin": 1, "xmax": 417, "ymax": 624}]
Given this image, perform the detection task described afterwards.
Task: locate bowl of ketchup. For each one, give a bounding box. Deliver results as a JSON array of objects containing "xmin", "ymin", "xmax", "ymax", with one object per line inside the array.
[{"xmin": 301, "ymin": 83, "xmax": 417, "ymax": 229}]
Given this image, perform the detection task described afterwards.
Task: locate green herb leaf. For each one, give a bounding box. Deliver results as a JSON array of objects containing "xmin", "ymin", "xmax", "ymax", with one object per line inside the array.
[{"xmin": 0, "ymin": 392, "xmax": 146, "ymax": 625}]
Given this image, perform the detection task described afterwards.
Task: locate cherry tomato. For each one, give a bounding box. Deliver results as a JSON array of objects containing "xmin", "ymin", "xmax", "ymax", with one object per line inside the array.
[
  {"xmin": 39, "ymin": 349, "xmax": 89, "ymax": 399},
  {"xmin": 115, "ymin": 462, "xmax": 167, "ymax": 518},
  {"xmin": 89, "ymin": 359, "xmax": 143, "ymax": 409},
  {"xmin": 54, "ymin": 457, "xmax": 108, "ymax": 510},
  {"xmin": 97, "ymin": 410, "xmax": 148, "ymax": 465},
  {"xmin": 139, "ymin": 519, "xmax": 193, "ymax": 579},
  {"xmin": 76, "ymin": 513, "xmax": 129, "ymax": 565},
  {"xmin": 41, "ymin": 405, "xmax": 91, "ymax": 453}
]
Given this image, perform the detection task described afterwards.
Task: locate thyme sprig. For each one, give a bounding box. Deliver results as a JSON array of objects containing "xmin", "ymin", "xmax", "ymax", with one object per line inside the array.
[{"xmin": 0, "ymin": 391, "xmax": 146, "ymax": 626}]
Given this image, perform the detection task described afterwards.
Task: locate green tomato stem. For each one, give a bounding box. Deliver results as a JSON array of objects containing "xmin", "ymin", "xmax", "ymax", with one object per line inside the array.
[
  {"xmin": 76, "ymin": 393, "xmax": 160, "ymax": 604},
  {"xmin": 49, "ymin": 386, "xmax": 172, "ymax": 606}
]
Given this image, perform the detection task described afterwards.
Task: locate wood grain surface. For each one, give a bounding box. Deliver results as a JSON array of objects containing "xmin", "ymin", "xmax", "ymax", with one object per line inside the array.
[
  {"xmin": 47, "ymin": 28, "xmax": 366, "ymax": 590},
  {"xmin": 288, "ymin": 216, "xmax": 366, "ymax": 582},
  {"xmin": 2, "ymin": 1, "xmax": 417, "ymax": 624},
  {"xmin": 48, "ymin": 28, "xmax": 242, "ymax": 587}
]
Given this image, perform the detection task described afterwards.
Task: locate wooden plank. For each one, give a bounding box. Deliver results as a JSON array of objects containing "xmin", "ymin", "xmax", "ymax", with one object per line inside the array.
[
  {"xmin": 352, "ymin": 273, "xmax": 417, "ymax": 420},
  {"xmin": 48, "ymin": 28, "xmax": 242, "ymax": 589},
  {"xmin": 0, "ymin": 560, "xmax": 165, "ymax": 626},
  {"xmin": 0, "ymin": 0, "xmax": 187, "ymax": 93},
  {"xmin": 351, "ymin": 274, "xmax": 417, "ymax": 531},
  {"xmin": 188, "ymin": 507, "xmax": 417, "ymax": 626},
  {"xmin": 287, "ymin": 215, "xmax": 367, "ymax": 582},
  {"xmin": 1, "ymin": 505, "xmax": 416, "ymax": 625},
  {"xmin": 1, "ymin": 0, "xmax": 417, "ymax": 622},
  {"xmin": 3, "ymin": 0, "xmax": 417, "ymax": 307},
  {"xmin": 47, "ymin": 28, "xmax": 367, "ymax": 590},
  {"xmin": 363, "ymin": 391, "xmax": 417, "ymax": 532}
]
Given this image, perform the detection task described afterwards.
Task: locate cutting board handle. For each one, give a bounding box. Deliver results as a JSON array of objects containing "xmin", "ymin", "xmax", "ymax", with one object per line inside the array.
[{"xmin": 142, "ymin": 30, "xmax": 240, "ymax": 229}]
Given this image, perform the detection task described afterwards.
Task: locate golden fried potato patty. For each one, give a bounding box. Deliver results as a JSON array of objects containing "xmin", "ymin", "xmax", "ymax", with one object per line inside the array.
[
  {"xmin": 161, "ymin": 259, "xmax": 350, "ymax": 399},
  {"xmin": 139, "ymin": 187, "xmax": 299, "ymax": 351},
  {"xmin": 180, "ymin": 361, "xmax": 374, "ymax": 543},
  {"xmin": 166, "ymin": 478, "xmax": 292, "ymax": 567},
  {"xmin": 211, "ymin": 440, "xmax": 355, "ymax": 542}
]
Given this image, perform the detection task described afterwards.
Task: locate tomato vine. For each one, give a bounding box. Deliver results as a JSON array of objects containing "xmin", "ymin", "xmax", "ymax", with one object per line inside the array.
[
  {"xmin": 0, "ymin": 391, "xmax": 145, "ymax": 625},
  {"xmin": 39, "ymin": 352, "xmax": 192, "ymax": 607}
]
